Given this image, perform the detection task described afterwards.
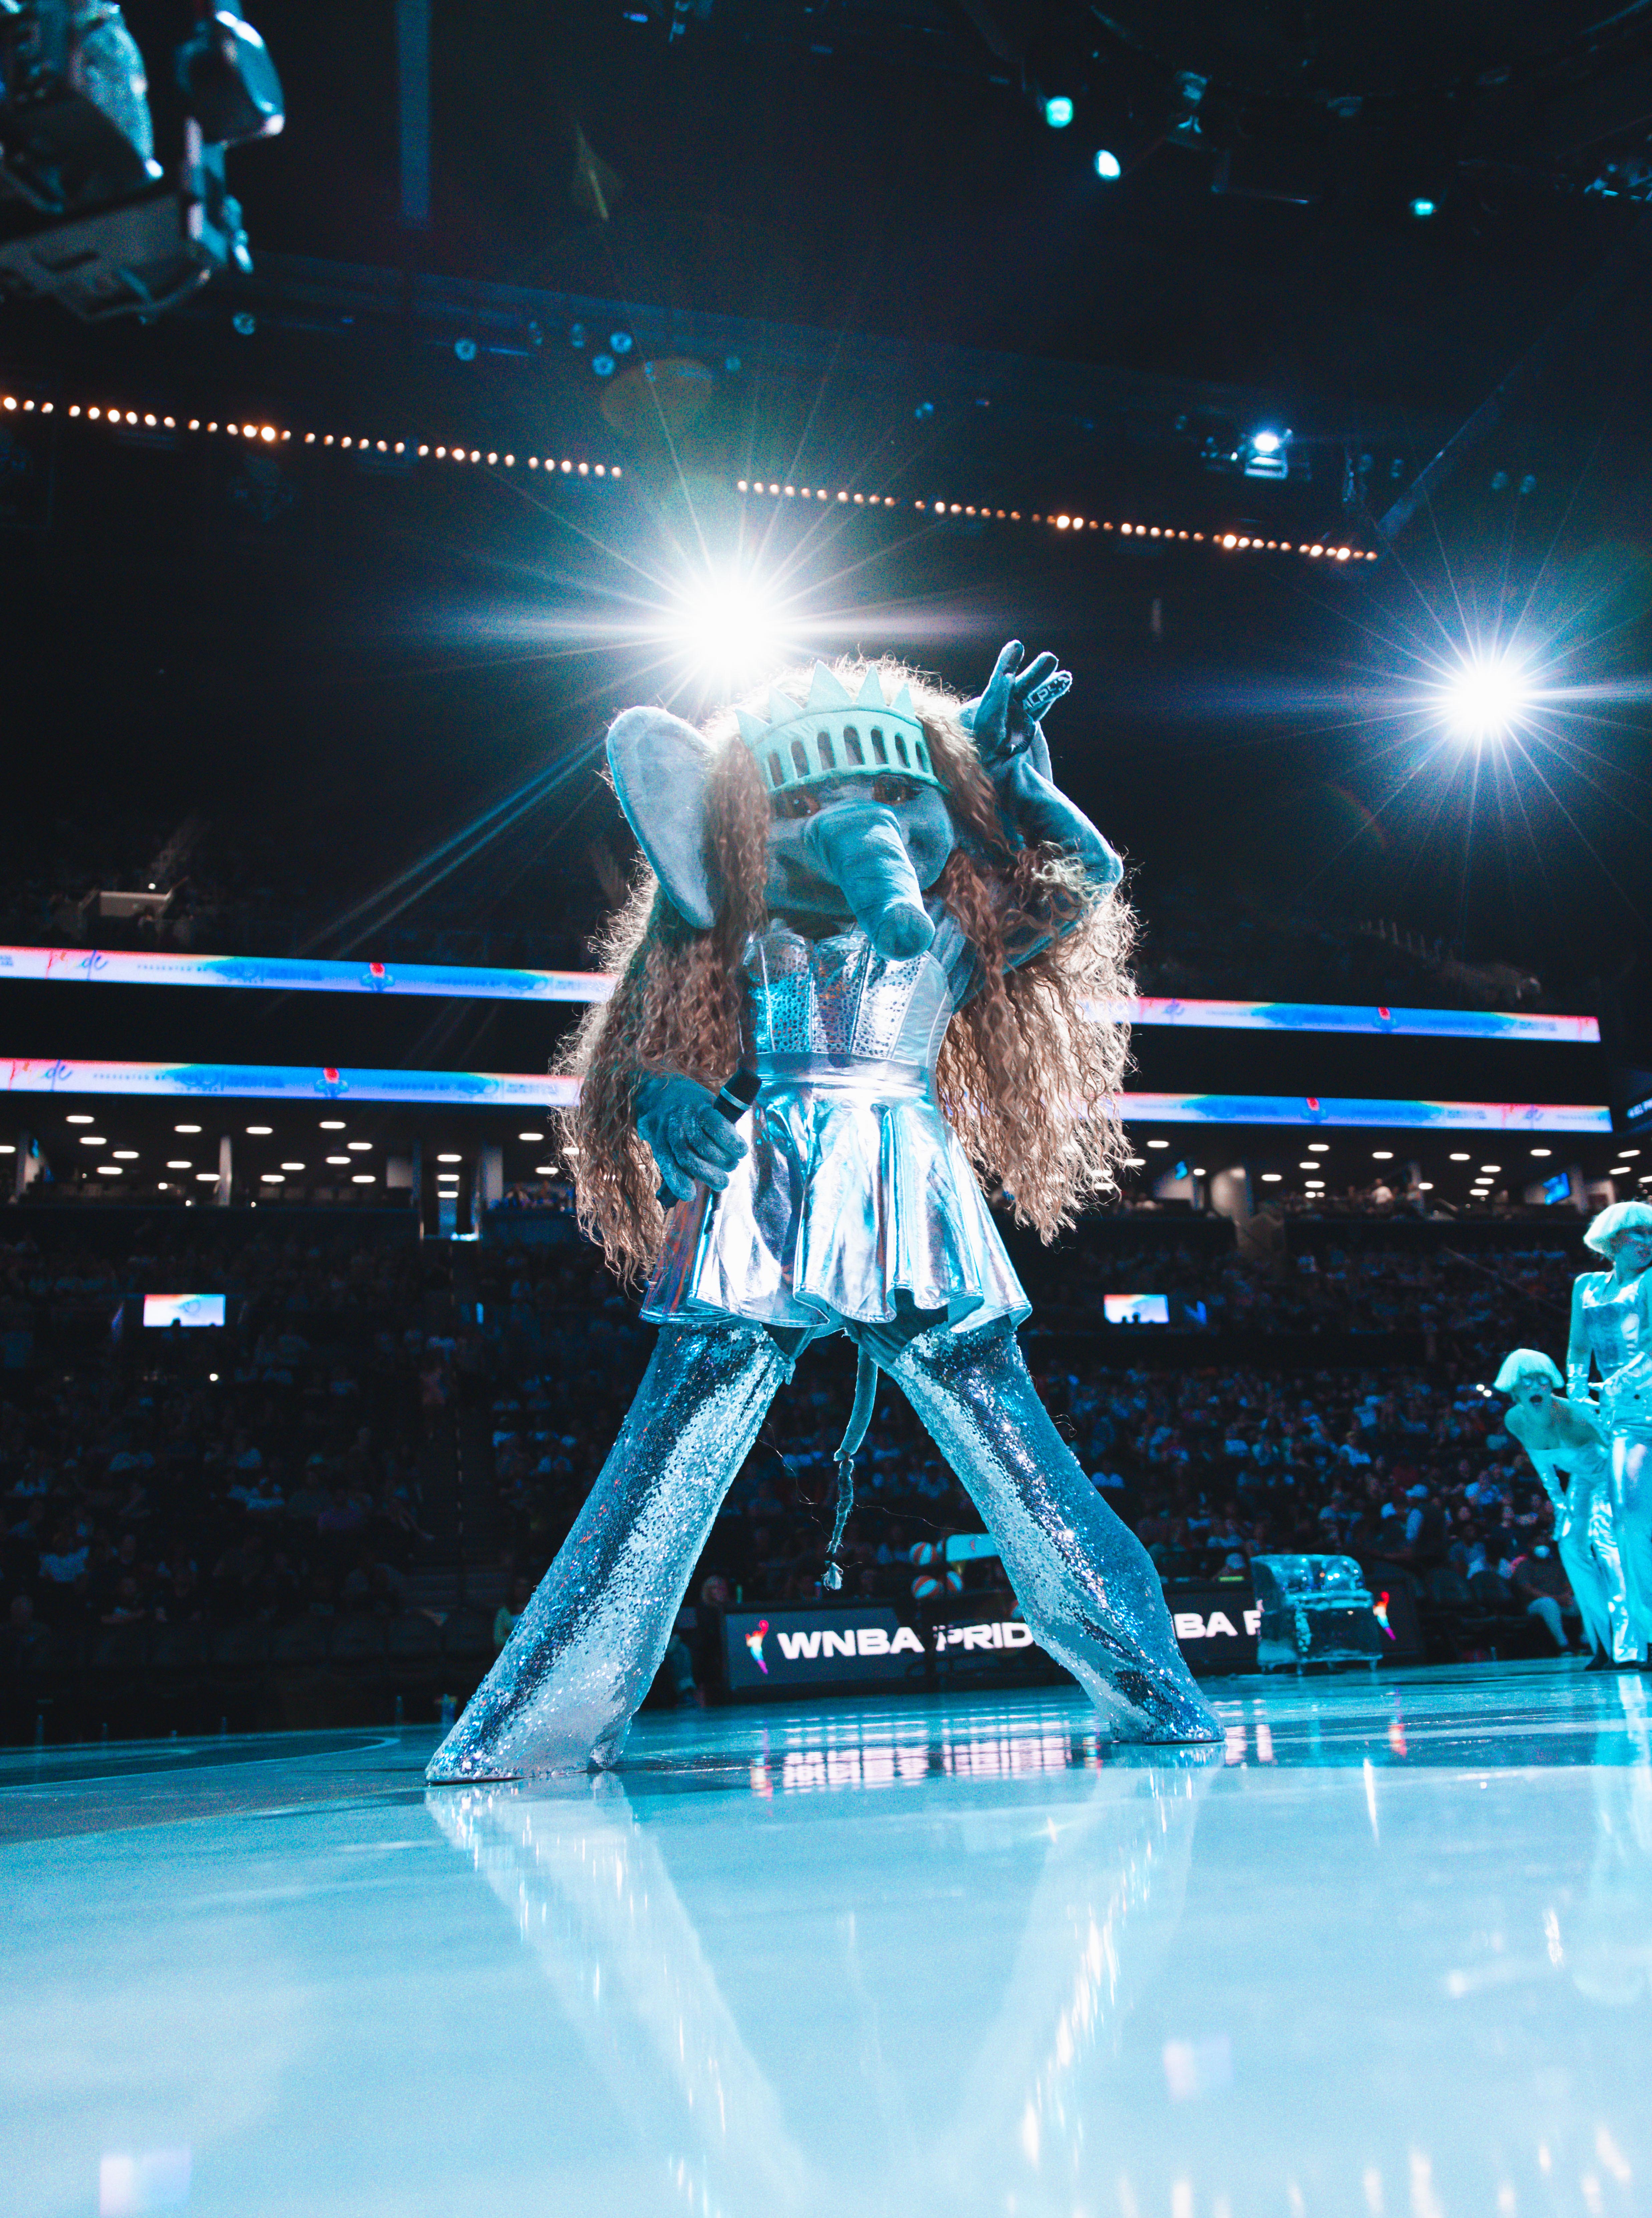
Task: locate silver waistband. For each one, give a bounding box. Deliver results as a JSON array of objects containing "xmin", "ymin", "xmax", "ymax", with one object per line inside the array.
[{"xmin": 753, "ymin": 1053, "xmax": 934, "ymax": 1100}]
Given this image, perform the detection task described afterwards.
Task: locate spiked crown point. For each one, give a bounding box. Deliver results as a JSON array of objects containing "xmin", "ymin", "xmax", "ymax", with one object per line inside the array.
[{"xmin": 807, "ymin": 662, "xmax": 853, "ymax": 710}]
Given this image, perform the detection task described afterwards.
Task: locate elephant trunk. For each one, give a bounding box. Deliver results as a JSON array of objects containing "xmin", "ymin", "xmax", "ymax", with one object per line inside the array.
[{"xmin": 802, "ymin": 804, "xmax": 935, "ymax": 959}]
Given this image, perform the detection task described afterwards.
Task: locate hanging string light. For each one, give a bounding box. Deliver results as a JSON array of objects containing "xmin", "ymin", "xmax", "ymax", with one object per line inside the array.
[{"xmin": 0, "ymin": 389, "xmax": 621, "ymax": 480}]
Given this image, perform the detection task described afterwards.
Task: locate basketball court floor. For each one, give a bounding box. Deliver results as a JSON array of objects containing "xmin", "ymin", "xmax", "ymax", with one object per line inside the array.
[{"xmin": 4, "ymin": 1662, "xmax": 1647, "ymax": 2217}]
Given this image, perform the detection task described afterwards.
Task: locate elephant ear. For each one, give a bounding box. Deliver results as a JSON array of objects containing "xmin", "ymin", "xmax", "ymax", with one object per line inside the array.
[{"xmin": 606, "ymin": 706, "xmax": 719, "ymax": 929}]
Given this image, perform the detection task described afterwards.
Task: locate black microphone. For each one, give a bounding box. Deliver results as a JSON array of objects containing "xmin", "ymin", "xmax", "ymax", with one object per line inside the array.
[{"xmin": 657, "ymin": 1068, "xmax": 761, "ymax": 1207}]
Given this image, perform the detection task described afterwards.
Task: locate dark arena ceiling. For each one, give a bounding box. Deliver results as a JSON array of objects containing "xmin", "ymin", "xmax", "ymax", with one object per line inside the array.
[{"xmin": 3, "ymin": 0, "xmax": 1652, "ymax": 1054}]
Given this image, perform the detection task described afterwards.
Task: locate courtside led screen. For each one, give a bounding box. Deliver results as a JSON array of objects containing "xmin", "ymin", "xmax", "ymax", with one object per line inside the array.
[
  {"xmin": 1104, "ymin": 1292, "xmax": 1171, "ymax": 1325},
  {"xmin": 143, "ymin": 1294, "xmax": 225, "ymax": 1329}
]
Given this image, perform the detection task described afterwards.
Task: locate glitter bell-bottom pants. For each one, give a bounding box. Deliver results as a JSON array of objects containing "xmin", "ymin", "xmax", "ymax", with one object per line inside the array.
[{"xmin": 426, "ymin": 1317, "xmax": 1219, "ymax": 1782}]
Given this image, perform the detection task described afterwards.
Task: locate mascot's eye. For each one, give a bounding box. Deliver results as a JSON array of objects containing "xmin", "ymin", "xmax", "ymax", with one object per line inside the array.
[
  {"xmin": 773, "ymin": 789, "xmax": 820, "ymax": 819},
  {"xmin": 871, "ymin": 775, "xmax": 916, "ymax": 806}
]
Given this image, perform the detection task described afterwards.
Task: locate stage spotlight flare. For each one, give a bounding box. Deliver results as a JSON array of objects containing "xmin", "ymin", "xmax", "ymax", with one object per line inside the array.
[
  {"xmin": 1094, "ymin": 148, "xmax": 1122, "ymax": 180},
  {"xmin": 668, "ymin": 568, "xmax": 782, "ymax": 691},
  {"xmin": 1441, "ymin": 651, "xmax": 1532, "ymax": 743}
]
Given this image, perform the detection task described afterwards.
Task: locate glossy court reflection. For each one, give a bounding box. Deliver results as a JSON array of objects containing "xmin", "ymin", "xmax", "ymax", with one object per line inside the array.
[{"xmin": 4, "ymin": 1668, "xmax": 1652, "ymax": 2218}]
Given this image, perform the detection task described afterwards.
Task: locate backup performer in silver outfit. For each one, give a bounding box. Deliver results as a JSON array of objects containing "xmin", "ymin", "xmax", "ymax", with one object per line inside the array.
[
  {"xmin": 1498, "ymin": 1347, "xmax": 1636, "ymax": 1664},
  {"xmin": 427, "ymin": 644, "xmax": 1220, "ymax": 1781},
  {"xmin": 1569, "ymin": 1201, "xmax": 1652, "ymax": 1653}
]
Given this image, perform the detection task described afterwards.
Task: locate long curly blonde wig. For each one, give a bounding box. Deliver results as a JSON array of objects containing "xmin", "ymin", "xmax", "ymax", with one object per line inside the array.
[{"xmin": 562, "ymin": 657, "xmax": 1136, "ymax": 1280}]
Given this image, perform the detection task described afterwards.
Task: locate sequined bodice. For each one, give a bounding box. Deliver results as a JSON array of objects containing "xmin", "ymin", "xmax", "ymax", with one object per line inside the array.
[
  {"xmin": 740, "ymin": 922, "xmax": 956, "ymax": 1071},
  {"xmin": 1581, "ymin": 1270, "xmax": 1650, "ymax": 1378}
]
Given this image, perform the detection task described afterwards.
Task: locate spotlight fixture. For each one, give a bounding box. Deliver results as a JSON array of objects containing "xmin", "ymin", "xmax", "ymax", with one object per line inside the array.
[
  {"xmin": 1094, "ymin": 148, "xmax": 1122, "ymax": 180},
  {"xmin": 1409, "ymin": 198, "xmax": 1437, "ymax": 219},
  {"xmin": 1044, "ymin": 96, "xmax": 1074, "ymax": 129},
  {"xmin": 1242, "ymin": 428, "xmax": 1290, "ymax": 481}
]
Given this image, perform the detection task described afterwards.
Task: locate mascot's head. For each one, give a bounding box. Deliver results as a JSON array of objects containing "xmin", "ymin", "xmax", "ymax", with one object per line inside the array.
[
  {"xmin": 564, "ymin": 655, "xmax": 1135, "ymax": 1277},
  {"xmin": 605, "ymin": 660, "xmax": 998, "ymax": 960}
]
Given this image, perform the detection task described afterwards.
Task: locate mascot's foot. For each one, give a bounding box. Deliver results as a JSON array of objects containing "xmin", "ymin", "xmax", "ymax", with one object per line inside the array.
[
  {"xmin": 1070, "ymin": 1616, "xmax": 1224, "ymax": 1745},
  {"xmin": 1099, "ymin": 1671, "xmax": 1224, "ymax": 1746},
  {"xmin": 425, "ymin": 1712, "xmax": 630, "ymax": 1785}
]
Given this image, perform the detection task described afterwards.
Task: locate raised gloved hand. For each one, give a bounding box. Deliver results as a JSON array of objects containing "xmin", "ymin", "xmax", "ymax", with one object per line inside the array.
[
  {"xmin": 960, "ymin": 639, "xmax": 1072, "ymax": 792},
  {"xmin": 960, "ymin": 639, "xmax": 1120, "ymax": 893},
  {"xmin": 635, "ymin": 1072, "xmax": 748, "ymax": 1204}
]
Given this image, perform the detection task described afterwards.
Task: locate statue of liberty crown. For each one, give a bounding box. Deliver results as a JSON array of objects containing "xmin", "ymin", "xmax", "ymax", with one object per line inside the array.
[{"xmin": 734, "ymin": 662, "xmax": 945, "ymax": 798}]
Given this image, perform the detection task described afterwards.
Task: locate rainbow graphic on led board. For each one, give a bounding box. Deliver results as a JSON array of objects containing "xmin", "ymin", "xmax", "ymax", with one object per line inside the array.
[
  {"xmin": 0, "ymin": 1059, "xmax": 1612, "ymax": 1130},
  {"xmin": 0, "ymin": 946, "xmax": 1600, "ymax": 1042}
]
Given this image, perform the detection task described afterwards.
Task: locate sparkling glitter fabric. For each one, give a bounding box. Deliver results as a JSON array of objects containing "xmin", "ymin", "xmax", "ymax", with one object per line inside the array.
[
  {"xmin": 644, "ymin": 919, "xmax": 1025, "ymax": 1336},
  {"xmin": 426, "ymin": 1326, "xmax": 786, "ymax": 1781},
  {"xmin": 1523, "ymin": 1441, "xmax": 1636, "ymax": 1661},
  {"xmin": 891, "ymin": 1318, "xmax": 1222, "ymax": 1744}
]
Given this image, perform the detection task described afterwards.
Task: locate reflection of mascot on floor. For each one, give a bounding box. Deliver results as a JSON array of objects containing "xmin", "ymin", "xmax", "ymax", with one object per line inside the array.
[{"xmin": 429, "ymin": 643, "xmax": 1220, "ymax": 1781}]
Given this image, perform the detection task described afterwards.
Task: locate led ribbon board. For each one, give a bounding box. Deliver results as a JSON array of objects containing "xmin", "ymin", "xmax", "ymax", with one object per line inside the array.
[
  {"xmin": 0, "ymin": 948, "xmax": 1600, "ymax": 1041},
  {"xmin": 0, "ymin": 1060, "xmax": 580, "ymax": 1107},
  {"xmin": 0, "ymin": 947, "xmax": 612, "ymax": 1003},
  {"xmin": 1120, "ymin": 1093, "xmax": 1611, "ymax": 1134},
  {"xmin": 1106, "ymin": 999, "xmax": 1599, "ymax": 1043},
  {"xmin": 0, "ymin": 1060, "xmax": 1610, "ymax": 1129}
]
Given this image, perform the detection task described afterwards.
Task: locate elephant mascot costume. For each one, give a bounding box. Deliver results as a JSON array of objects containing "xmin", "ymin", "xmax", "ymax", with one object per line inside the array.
[{"xmin": 428, "ymin": 642, "xmax": 1219, "ymax": 1780}]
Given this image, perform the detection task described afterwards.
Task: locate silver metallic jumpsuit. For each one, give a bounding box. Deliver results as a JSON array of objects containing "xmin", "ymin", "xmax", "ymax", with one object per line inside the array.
[{"xmin": 427, "ymin": 919, "xmax": 1219, "ymax": 1779}]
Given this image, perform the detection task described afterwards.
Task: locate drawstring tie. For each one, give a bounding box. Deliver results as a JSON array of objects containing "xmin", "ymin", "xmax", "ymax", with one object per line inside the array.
[{"xmin": 822, "ymin": 1344, "xmax": 879, "ymax": 1591}]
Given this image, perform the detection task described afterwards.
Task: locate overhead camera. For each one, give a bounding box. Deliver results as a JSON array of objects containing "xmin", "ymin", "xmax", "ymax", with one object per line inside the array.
[{"xmin": 0, "ymin": 3, "xmax": 283, "ymax": 321}]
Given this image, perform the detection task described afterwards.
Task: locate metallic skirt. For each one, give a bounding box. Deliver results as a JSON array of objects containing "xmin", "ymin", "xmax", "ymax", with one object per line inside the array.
[{"xmin": 642, "ymin": 1054, "xmax": 1029, "ymax": 1337}]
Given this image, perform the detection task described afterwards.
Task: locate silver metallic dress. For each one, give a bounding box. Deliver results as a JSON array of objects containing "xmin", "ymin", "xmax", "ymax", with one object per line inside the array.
[
  {"xmin": 644, "ymin": 918, "xmax": 1027, "ymax": 1338},
  {"xmin": 1579, "ymin": 1269, "xmax": 1652, "ymax": 1649},
  {"xmin": 427, "ymin": 919, "xmax": 1218, "ymax": 1782}
]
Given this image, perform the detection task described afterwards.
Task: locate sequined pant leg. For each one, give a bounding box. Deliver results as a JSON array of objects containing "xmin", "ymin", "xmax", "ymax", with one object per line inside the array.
[
  {"xmin": 1560, "ymin": 1472, "xmax": 1638, "ymax": 1662},
  {"xmin": 1610, "ymin": 1433, "xmax": 1652, "ymax": 1656},
  {"xmin": 427, "ymin": 1325, "xmax": 787, "ymax": 1782},
  {"xmin": 888, "ymin": 1319, "xmax": 1221, "ymax": 1743}
]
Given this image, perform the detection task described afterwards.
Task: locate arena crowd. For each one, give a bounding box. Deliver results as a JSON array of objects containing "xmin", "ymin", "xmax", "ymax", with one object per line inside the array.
[{"xmin": 0, "ymin": 1201, "xmax": 1595, "ymax": 1737}]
